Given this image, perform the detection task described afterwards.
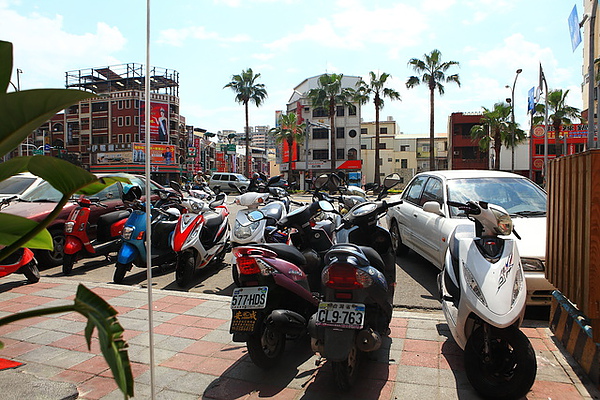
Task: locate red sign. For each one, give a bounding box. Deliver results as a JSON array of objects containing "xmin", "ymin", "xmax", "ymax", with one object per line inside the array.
[
  {"xmin": 337, "ymin": 160, "xmax": 362, "ymax": 170},
  {"xmin": 140, "ymin": 102, "xmax": 169, "ymax": 142}
]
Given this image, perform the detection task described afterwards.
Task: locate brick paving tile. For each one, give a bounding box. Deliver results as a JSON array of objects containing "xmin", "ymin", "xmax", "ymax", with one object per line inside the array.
[{"xmin": 77, "ymin": 375, "xmax": 119, "ymax": 400}]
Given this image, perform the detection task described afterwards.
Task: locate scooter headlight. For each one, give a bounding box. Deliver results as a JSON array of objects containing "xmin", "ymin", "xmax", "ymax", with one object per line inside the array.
[
  {"xmin": 512, "ymin": 267, "xmax": 524, "ymax": 306},
  {"xmin": 234, "ymin": 220, "xmax": 260, "ymax": 239},
  {"xmin": 122, "ymin": 226, "xmax": 134, "ymax": 240},
  {"xmin": 65, "ymin": 221, "xmax": 75, "ymax": 233},
  {"xmin": 464, "ymin": 265, "xmax": 487, "ymax": 307}
]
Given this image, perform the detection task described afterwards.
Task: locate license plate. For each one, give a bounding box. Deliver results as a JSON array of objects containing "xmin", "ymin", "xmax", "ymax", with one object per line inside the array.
[
  {"xmin": 230, "ymin": 286, "xmax": 268, "ymax": 310},
  {"xmin": 315, "ymin": 302, "xmax": 365, "ymax": 329},
  {"xmin": 230, "ymin": 310, "xmax": 260, "ymax": 333}
]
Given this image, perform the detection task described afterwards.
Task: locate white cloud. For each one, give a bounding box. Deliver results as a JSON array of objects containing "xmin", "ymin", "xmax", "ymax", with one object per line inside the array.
[{"xmin": 157, "ymin": 26, "xmax": 250, "ymax": 47}]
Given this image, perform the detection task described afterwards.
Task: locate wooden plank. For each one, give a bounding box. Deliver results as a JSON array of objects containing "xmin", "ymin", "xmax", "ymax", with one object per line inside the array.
[{"xmin": 588, "ymin": 151, "xmax": 600, "ymax": 318}]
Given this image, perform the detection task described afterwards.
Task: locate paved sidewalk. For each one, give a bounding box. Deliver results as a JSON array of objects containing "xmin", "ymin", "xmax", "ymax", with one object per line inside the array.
[{"xmin": 0, "ymin": 274, "xmax": 599, "ymax": 400}]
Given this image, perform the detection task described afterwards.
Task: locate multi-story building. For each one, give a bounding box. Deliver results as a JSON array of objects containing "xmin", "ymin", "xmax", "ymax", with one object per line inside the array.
[
  {"xmin": 284, "ymin": 74, "xmax": 362, "ymax": 188},
  {"xmin": 447, "ymin": 112, "xmax": 488, "ymax": 170},
  {"xmin": 19, "ymin": 63, "xmax": 188, "ymax": 185}
]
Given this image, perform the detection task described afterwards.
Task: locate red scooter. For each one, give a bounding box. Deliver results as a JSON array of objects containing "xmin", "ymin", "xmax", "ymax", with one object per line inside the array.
[
  {"xmin": 63, "ymin": 195, "xmax": 131, "ymax": 275},
  {"xmin": 0, "ymin": 196, "xmax": 40, "ymax": 283}
]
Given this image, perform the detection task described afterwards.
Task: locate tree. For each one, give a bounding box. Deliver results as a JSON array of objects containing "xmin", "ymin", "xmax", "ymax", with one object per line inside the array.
[
  {"xmin": 269, "ymin": 112, "xmax": 305, "ymax": 182},
  {"xmin": 307, "ymin": 73, "xmax": 355, "ymax": 172},
  {"xmin": 406, "ymin": 49, "xmax": 460, "ymax": 171},
  {"xmin": 470, "ymin": 102, "xmax": 525, "ymax": 170},
  {"xmin": 224, "ymin": 68, "xmax": 267, "ymax": 176},
  {"xmin": 355, "ymin": 71, "xmax": 401, "ymax": 185},
  {"xmin": 533, "ymin": 89, "xmax": 581, "ymax": 157}
]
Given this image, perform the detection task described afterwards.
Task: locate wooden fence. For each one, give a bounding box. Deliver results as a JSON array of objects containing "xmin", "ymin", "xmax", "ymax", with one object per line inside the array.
[{"xmin": 547, "ymin": 149, "xmax": 600, "ymax": 341}]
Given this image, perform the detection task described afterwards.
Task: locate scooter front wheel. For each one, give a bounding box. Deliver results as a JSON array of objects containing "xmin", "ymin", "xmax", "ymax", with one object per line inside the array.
[
  {"xmin": 62, "ymin": 253, "xmax": 77, "ymax": 276},
  {"xmin": 465, "ymin": 325, "xmax": 537, "ymax": 400},
  {"xmin": 113, "ymin": 262, "xmax": 131, "ymax": 284},
  {"xmin": 21, "ymin": 260, "xmax": 40, "ymax": 284},
  {"xmin": 246, "ymin": 319, "xmax": 285, "ymax": 369},
  {"xmin": 332, "ymin": 345, "xmax": 361, "ymax": 391}
]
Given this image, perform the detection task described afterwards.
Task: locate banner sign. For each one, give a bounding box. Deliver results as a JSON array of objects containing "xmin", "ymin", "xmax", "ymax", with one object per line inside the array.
[
  {"xmin": 139, "ymin": 101, "xmax": 169, "ymax": 142},
  {"xmin": 132, "ymin": 142, "xmax": 176, "ymax": 165}
]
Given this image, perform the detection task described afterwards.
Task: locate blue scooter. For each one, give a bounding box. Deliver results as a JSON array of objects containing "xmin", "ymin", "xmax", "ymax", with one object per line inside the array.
[{"xmin": 113, "ymin": 184, "xmax": 183, "ymax": 284}]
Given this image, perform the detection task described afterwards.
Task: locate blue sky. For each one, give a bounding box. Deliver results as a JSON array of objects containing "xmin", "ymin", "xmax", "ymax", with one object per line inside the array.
[{"xmin": 0, "ymin": 0, "xmax": 585, "ymax": 136}]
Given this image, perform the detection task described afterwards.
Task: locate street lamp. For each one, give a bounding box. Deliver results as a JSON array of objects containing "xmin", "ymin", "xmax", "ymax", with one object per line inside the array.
[{"xmin": 506, "ymin": 68, "xmax": 522, "ymax": 172}]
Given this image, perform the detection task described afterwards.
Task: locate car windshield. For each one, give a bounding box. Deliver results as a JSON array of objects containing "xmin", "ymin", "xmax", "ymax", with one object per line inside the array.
[
  {"xmin": 0, "ymin": 176, "xmax": 37, "ymax": 195},
  {"xmin": 447, "ymin": 177, "xmax": 547, "ymax": 217},
  {"xmin": 20, "ymin": 181, "xmax": 63, "ymax": 202}
]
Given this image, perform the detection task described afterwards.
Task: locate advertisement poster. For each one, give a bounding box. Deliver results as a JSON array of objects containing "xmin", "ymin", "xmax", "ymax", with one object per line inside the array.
[
  {"xmin": 139, "ymin": 101, "xmax": 169, "ymax": 142},
  {"xmin": 132, "ymin": 143, "xmax": 176, "ymax": 165},
  {"xmin": 95, "ymin": 151, "xmax": 133, "ymax": 164}
]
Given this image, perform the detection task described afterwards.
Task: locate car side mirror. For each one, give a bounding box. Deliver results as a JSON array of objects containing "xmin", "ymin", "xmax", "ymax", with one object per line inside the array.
[{"xmin": 423, "ymin": 201, "xmax": 444, "ymax": 217}]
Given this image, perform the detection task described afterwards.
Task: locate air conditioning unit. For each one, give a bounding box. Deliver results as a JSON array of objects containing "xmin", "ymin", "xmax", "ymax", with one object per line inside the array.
[{"xmin": 453, "ymin": 151, "xmax": 459, "ymax": 156}]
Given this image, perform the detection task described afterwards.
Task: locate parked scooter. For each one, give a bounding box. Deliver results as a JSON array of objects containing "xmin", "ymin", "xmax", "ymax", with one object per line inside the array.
[
  {"xmin": 113, "ymin": 184, "xmax": 183, "ymax": 284},
  {"xmin": 0, "ymin": 196, "xmax": 40, "ymax": 283},
  {"xmin": 172, "ymin": 190, "xmax": 231, "ymax": 287},
  {"xmin": 229, "ymin": 186, "xmax": 337, "ymax": 369},
  {"xmin": 437, "ymin": 200, "xmax": 536, "ymax": 399},
  {"xmin": 63, "ymin": 195, "xmax": 131, "ymax": 275},
  {"xmin": 308, "ymin": 173, "xmax": 402, "ymax": 390}
]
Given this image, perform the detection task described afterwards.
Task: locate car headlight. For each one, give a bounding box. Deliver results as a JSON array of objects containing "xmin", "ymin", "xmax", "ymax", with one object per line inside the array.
[
  {"xmin": 122, "ymin": 226, "xmax": 134, "ymax": 240},
  {"xmin": 234, "ymin": 220, "xmax": 260, "ymax": 239},
  {"xmin": 521, "ymin": 257, "xmax": 545, "ymax": 272}
]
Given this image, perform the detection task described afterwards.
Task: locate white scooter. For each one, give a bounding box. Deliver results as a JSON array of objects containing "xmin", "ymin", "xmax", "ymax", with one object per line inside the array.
[{"xmin": 437, "ymin": 200, "xmax": 536, "ymax": 400}]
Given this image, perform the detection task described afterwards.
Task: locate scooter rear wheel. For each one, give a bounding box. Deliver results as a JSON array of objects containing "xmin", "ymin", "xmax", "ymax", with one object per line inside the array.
[
  {"xmin": 465, "ymin": 325, "xmax": 537, "ymax": 400},
  {"xmin": 21, "ymin": 260, "xmax": 40, "ymax": 284},
  {"xmin": 332, "ymin": 345, "xmax": 361, "ymax": 391},
  {"xmin": 246, "ymin": 319, "xmax": 285, "ymax": 369},
  {"xmin": 62, "ymin": 253, "xmax": 77, "ymax": 276},
  {"xmin": 113, "ymin": 262, "xmax": 131, "ymax": 284}
]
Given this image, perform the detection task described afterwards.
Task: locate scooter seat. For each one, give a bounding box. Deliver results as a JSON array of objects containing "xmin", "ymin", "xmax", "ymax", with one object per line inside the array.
[
  {"xmin": 255, "ymin": 243, "xmax": 306, "ymax": 267},
  {"xmin": 96, "ymin": 210, "xmax": 131, "ymax": 242},
  {"xmin": 358, "ymin": 245, "xmax": 385, "ymax": 273},
  {"xmin": 203, "ymin": 211, "xmax": 225, "ymax": 229}
]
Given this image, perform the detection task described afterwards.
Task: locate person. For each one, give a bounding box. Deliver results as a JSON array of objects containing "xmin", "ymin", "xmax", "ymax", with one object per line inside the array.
[
  {"xmin": 162, "ymin": 147, "xmax": 173, "ymax": 165},
  {"xmin": 192, "ymin": 172, "xmax": 207, "ymax": 189},
  {"xmin": 153, "ymin": 107, "xmax": 168, "ymax": 142}
]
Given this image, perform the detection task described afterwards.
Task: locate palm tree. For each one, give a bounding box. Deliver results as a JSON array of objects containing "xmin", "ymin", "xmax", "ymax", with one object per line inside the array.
[
  {"xmin": 406, "ymin": 49, "xmax": 460, "ymax": 171},
  {"xmin": 533, "ymin": 89, "xmax": 581, "ymax": 157},
  {"xmin": 470, "ymin": 102, "xmax": 526, "ymax": 170},
  {"xmin": 269, "ymin": 112, "xmax": 306, "ymax": 182},
  {"xmin": 355, "ymin": 72, "xmax": 401, "ymax": 186},
  {"xmin": 307, "ymin": 73, "xmax": 355, "ymax": 172},
  {"xmin": 224, "ymin": 68, "xmax": 268, "ymax": 176}
]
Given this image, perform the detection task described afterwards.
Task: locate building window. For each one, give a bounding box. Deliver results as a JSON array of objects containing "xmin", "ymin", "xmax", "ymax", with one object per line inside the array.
[
  {"xmin": 348, "ymin": 148, "xmax": 357, "ymax": 160},
  {"xmin": 401, "ymin": 159, "xmax": 408, "ymax": 168},
  {"xmin": 125, "ymin": 116, "xmax": 131, "ymax": 126},
  {"xmin": 312, "ymin": 107, "xmax": 327, "ymax": 118},
  {"xmin": 336, "ymin": 127, "xmax": 345, "ymax": 138},
  {"xmin": 400, "ymin": 145, "xmax": 410, "ymax": 151},
  {"xmin": 118, "ymin": 134, "xmax": 123, "ymax": 143},
  {"xmin": 117, "ymin": 100, "xmax": 123, "ymax": 110},
  {"xmin": 304, "ymin": 107, "xmax": 310, "ymax": 113},
  {"xmin": 134, "ymin": 116, "xmax": 139, "ymax": 126},
  {"xmin": 380, "ymin": 127, "xmax": 388, "ymax": 134},
  {"xmin": 336, "ymin": 106, "xmax": 344, "ymax": 117},
  {"xmin": 92, "ymin": 118, "xmax": 108, "ymax": 129},
  {"xmin": 125, "ymin": 134, "xmax": 131, "ymax": 142},
  {"xmin": 388, "ymin": 158, "xmax": 393, "ymax": 162},
  {"xmin": 361, "ymin": 144, "xmax": 367, "ymax": 149},
  {"xmin": 91, "ymin": 102, "xmax": 108, "ymax": 112},
  {"xmin": 348, "ymin": 104, "xmax": 357, "ymax": 116},
  {"xmin": 336, "ymin": 148, "xmax": 345, "ymax": 159},
  {"xmin": 117, "ymin": 116, "xmax": 123, "ymax": 127},
  {"xmin": 313, "ymin": 149, "xmax": 329, "ymax": 160},
  {"xmin": 135, "ymin": 100, "xmax": 140, "ymax": 109},
  {"xmin": 378, "ymin": 143, "xmax": 386, "ymax": 149},
  {"xmin": 125, "ymin": 99, "xmax": 131, "ymax": 109},
  {"xmin": 361, "ymin": 128, "xmax": 368, "ymax": 135},
  {"xmin": 313, "ymin": 128, "xmax": 328, "ymax": 140},
  {"xmin": 348, "ymin": 129, "xmax": 357, "ymax": 138}
]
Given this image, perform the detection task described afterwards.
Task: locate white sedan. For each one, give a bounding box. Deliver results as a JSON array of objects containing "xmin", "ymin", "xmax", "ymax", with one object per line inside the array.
[{"xmin": 386, "ymin": 169, "xmax": 554, "ymax": 306}]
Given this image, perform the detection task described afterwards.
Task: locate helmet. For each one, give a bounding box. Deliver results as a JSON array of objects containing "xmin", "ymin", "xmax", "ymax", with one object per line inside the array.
[
  {"xmin": 252, "ymin": 172, "xmax": 260, "ymax": 179},
  {"xmin": 122, "ymin": 184, "xmax": 142, "ymax": 202}
]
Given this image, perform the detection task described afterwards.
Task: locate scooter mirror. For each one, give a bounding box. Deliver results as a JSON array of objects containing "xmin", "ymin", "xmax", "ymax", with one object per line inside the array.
[
  {"xmin": 313, "ymin": 174, "xmax": 329, "ymax": 190},
  {"xmin": 170, "ymin": 181, "xmax": 182, "ymax": 193},
  {"xmin": 383, "ymin": 173, "xmax": 401, "ymax": 189},
  {"xmin": 318, "ymin": 200, "xmax": 334, "ymax": 212}
]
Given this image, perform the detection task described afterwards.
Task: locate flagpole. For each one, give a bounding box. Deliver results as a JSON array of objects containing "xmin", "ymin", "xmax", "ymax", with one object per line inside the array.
[{"xmin": 588, "ymin": 0, "xmax": 597, "ymax": 149}]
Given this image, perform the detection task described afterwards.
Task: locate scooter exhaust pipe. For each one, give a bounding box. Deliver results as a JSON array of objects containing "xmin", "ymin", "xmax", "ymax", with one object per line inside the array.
[{"xmin": 356, "ymin": 328, "xmax": 382, "ymax": 352}]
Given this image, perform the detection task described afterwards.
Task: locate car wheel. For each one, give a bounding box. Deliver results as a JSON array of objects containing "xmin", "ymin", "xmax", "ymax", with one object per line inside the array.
[
  {"xmin": 390, "ymin": 220, "xmax": 409, "ymax": 256},
  {"xmin": 37, "ymin": 229, "xmax": 65, "ymax": 267}
]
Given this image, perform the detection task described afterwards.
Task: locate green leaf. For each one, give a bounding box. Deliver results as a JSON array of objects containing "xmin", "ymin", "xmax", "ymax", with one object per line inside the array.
[
  {"xmin": 0, "ymin": 89, "xmax": 96, "ymax": 157},
  {"xmin": 0, "ymin": 41, "xmax": 12, "ymax": 94},
  {"xmin": 0, "ymin": 213, "xmax": 53, "ymax": 249},
  {"xmin": 74, "ymin": 285, "xmax": 134, "ymax": 398}
]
